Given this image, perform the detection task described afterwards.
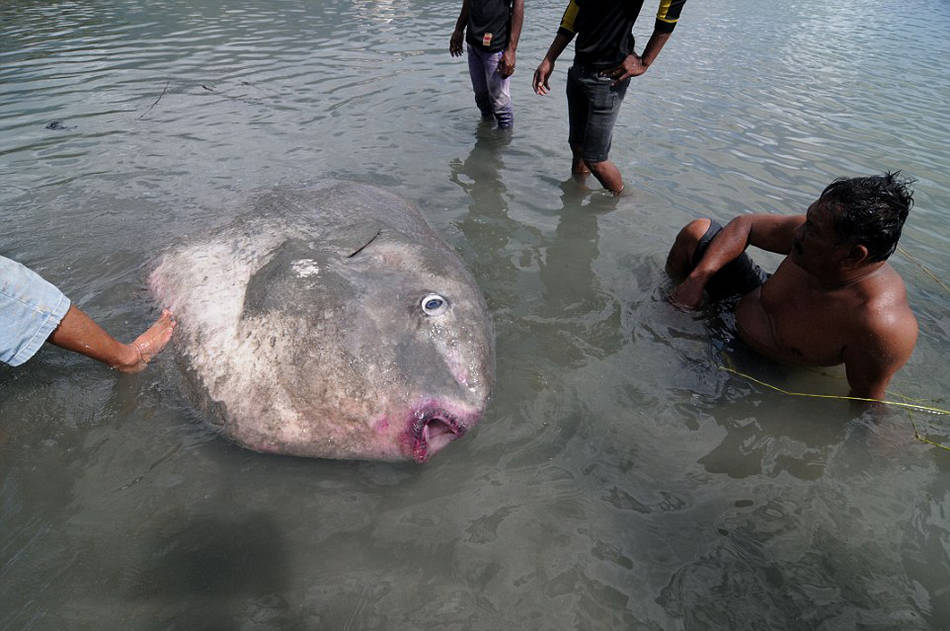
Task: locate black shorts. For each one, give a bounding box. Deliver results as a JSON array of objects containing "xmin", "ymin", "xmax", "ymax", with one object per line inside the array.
[
  {"xmin": 693, "ymin": 221, "xmax": 770, "ymax": 300},
  {"xmin": 566, "ymin": 63, "xmax": 630, "ymax": 163}
]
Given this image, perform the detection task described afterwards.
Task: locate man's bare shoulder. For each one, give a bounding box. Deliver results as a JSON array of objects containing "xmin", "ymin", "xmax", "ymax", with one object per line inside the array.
[
  {"xmin": 840, "ymin": 267, "xmax": 917, "ymax": 399},
  {"xmin": 859, "ymin": 264, "xmax": 913, "ymax": 312},
  {"xmin": 851, "ymin": 266, "xmax": 918, "ymax": 355}
]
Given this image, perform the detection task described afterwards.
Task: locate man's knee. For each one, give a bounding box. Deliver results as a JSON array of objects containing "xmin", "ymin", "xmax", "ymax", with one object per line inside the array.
[
  {"xmin": 667, "ymin": 218, "xmax": 712, "ymax": 276},
  {"xmin": 489, "ymin": 90, "xmax": 511, "ymax": 113},
  {"xmin": 677, "ymin": 218, "xmax": 712, "ymax": 247}
]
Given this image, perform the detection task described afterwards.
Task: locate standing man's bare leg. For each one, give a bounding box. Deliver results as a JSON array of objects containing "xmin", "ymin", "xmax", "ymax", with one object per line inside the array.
[
  {"xmin": 48, "ymin": 305, "xmax": 176, "ymax": 373},
  {"xmin": 586, "ymin": 159, "xmax": 624, "ymax": 195},
  {"xmin": 571, "ymin": 144, "xmax": 591, "ymax": 184}
]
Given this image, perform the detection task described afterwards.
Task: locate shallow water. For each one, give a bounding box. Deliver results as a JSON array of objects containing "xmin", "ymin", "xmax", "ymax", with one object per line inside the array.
[{"xmin": 2, "ymin": 0, "xmax": 949, "ymax": 628}]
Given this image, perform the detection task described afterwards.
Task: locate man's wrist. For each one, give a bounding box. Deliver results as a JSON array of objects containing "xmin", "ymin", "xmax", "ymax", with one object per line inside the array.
[{"xmin": 687, "ymin": 267, "xmax": 714, "ymax": 285}]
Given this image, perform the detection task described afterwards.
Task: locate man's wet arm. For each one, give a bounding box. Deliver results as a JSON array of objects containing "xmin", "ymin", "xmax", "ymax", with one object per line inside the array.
[
  {"xmin": 687, "ymin": 216, "xmax": 755, "ymax": 280},
  {"xmin": 747, "ymin": 214, "xmax": 804, "ymax": 254}
]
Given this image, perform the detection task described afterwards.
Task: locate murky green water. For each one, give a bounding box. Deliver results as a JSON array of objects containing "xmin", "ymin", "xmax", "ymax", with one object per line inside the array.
[{"xmin": 2, "ymin": 0, "xmax": 949, "ymax": 628}]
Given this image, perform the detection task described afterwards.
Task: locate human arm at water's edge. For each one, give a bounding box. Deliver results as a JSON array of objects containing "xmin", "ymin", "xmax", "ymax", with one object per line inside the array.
[
  {"xmin": 532, "ymin": 1, "xmax": 577, "ymax": 95},
  {"xmin": 603, "ymin": 31, "xmax": 667, "ymax": 83},
  {"xmin": 533, "ymin": 32, "xmax": 573, "ymax": 95},
  {"xmin": 497, "ymin": 0, "xmax": 524, "ymax": 77},
  {"xmin": 670, "ymin": 214, "xmax": 804, "ymax": 309},
  {"xmin": 450, "ymin": 0, "xmax": 470, "ymax": 56}
]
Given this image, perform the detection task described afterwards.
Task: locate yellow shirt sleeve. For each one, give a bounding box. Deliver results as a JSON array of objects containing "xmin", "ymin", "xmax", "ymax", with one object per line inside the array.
[
  {"xmin": 655, "ymin": 0, "xmax": 686, "ymax": 32},
  {"xmin": 559, "ymin": 0, "xmax": 580, "ymax": 34}
]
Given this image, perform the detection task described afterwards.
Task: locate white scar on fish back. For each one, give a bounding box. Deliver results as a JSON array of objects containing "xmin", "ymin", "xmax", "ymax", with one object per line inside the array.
[{"xmin": 291, "ymin": 259, "xmax": 320, "ymax": 278}]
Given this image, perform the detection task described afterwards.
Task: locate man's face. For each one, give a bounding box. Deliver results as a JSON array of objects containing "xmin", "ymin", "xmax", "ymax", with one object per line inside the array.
[{"xmin": 790, "ymin": 199, "xmax": 849, "ymax": 275}]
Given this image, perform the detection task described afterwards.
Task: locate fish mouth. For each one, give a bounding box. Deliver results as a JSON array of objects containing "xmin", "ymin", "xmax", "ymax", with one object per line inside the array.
[{"xmin": 408, "ymin": 407, "xmax": 467, "ymax": 463}]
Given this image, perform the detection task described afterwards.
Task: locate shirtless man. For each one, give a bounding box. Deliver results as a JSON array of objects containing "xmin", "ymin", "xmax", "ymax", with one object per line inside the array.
[
  {"xmin": 1, "ymin": 254, "xmax": 175, "ymax": 372},
  {"xmin": 666, "ymin": 173, "xmax": 918, "ymax": 400}
]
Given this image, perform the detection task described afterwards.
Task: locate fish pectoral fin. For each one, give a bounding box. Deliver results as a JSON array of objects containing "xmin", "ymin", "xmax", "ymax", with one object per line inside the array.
[{"xmin": 241, "ymin": 238, "xmax": 349, "ymax": 319}]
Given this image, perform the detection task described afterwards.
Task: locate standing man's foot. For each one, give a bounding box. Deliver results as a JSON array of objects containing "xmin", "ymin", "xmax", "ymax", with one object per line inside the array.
[{"xmin": 113, "ymin": 309, "xmax": 177, "ymax": 373}]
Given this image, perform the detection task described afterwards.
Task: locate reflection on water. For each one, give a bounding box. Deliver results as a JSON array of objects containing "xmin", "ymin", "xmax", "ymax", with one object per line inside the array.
[
  {"xmin": 128, "ymin": 512, "xmax": 291, "ymax": 627},
  {"xmin": 2, "ymin": 0, "xmax": 950, "ymax": 628}
]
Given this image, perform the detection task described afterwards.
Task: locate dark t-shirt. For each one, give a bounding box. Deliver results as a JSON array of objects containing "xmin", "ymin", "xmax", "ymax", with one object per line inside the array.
[
  {"xmin": 558, "ymin": 0, "xmax": 686, "ymax": 69},
  {"xmin": 466, "ymin": 0, "xmax": 514, "ymax": 53}
]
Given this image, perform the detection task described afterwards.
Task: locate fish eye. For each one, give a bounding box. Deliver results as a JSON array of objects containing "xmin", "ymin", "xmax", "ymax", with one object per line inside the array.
[{"xmin": 421, "ymin": 293, "xmax": 449, "ymax": 316}]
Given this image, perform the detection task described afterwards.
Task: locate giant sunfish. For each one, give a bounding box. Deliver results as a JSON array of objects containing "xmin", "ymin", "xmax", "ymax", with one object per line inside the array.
[{"xmin": 149, "ymin": 183, "xmax": 494, "ymax": 462}]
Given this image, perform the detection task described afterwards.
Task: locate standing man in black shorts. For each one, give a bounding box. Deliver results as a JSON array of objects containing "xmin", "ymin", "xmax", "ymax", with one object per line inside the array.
[{"xmin": 532, "ymin": 0, "xmax": 687, "ymax": 194}]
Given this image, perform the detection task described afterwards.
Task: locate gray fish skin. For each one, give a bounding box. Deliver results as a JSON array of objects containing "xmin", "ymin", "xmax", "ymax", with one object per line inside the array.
[{"xmin": 149, "ymin": 183, "xmax": 494, "ymax": 462}]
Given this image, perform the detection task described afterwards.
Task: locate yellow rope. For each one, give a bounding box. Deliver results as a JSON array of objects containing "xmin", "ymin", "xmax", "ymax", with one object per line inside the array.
[
  {"xmin": 717, "ymin": 364, "xmax": 950, "ymax": 452},
  {"xmin": 718, "ymin": 365, "xmax": 949, "ymax": 415},
  {"xmin": 897, "ymin": 245, "xmax": 950, "ymax": 295},
  {"xmin": 911, "ymin": 430, "xmax": 950, "ymax": 451},
  {"xmin": 895, "ymin": 246, "xmax": 949, "ymax": 448},
  {"xmin": 712, "ymin": 245, "xmax": 950, "ymax": 450}
]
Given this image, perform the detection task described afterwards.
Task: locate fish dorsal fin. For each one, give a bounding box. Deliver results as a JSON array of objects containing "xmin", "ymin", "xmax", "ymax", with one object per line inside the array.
[{"xmin": 324, "ymin": 220, "xmax": 385, "ymax": 259}]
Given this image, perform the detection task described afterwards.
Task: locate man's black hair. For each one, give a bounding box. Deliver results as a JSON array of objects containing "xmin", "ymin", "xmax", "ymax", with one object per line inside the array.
[{"xmin": 819, "ymin": 172, "xmax": 915, "ymax": 262}]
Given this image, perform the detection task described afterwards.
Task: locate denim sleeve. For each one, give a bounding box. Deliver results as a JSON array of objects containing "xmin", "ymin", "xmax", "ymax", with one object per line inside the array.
[{"xmin": 0, "ymin": 255, "xmax": 71, "ymax": 366}]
